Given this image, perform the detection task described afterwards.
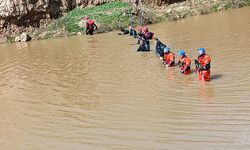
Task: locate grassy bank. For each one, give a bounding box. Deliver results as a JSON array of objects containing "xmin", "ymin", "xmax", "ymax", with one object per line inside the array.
[
  {"xmin": 29, "ymin": 0, "xmax": 250, "ymax": 40},
  {"xmin": 154, "ymin": 0, "xmax": 250, "ymax": 22},
  {"xmin": 52, "ymin": 2, "xmax": 132, "ymax": 33},
  {"xmin": 31, "ymin": 2, "xmax": 133, "ymax": 40}
]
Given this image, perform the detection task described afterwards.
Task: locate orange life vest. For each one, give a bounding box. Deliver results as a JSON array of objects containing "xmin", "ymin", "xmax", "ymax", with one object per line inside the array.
[
  {"xmin": 164, "ymin": 52, "xmax": 175, "ymax": 66},
  {"xmin": 178, "ymin": 55, "xmax": 191, "ymax": 74},
  {"xmin": 198, "ymin": 54, "xmax": 211, "ymax": 68},
  {"xmin": 197, "ymin": 54, "xmax": 211, "ymax": 81}
]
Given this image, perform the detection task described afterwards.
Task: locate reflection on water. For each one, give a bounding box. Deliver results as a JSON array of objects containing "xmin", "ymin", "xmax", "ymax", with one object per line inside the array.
[
  {"xmin": 1, "ymin": 7, "xmax": 250, "ymax": 150},
  {"xmin": 15, "ymin": 42, "xmax": 28, "ymax": 50},
  {"xmin": 198, "ymin": 82, "xmax": 214, "ymax": 103}
]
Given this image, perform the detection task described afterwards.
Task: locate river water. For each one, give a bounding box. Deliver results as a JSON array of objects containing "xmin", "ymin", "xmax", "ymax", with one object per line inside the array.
[{"xmin": 0, "ymin": 7, "xmax": 250, "ymax": 150}]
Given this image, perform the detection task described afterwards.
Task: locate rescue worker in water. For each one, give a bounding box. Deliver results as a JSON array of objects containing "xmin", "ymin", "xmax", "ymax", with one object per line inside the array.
[
  {"xmin": 142, "ymin": 26, "xmax": 154, "ymax": 40},
  {"xmin": 137, "ymin": 38, "xmax": 150, "ymax": 52},
  {"xmin": 178, "ymin": 50, "xmax": 191, "ymax": 74},
  {"xmin": 136, "ymin": 26, "xmax": 143, "ymax": 44},
  {"xmin": 137, "ymin": 26, "xmax": 143, "ymax": 37},
  {"xmin": 195, "ymin": 48, "xmax": 212, "ymax": 81},
  {"xmin": 163, "ymin": 47, "xmax": 175, "ymax": 68},
  {"xmin": 136, "ymin": 26, "xmax": 154, "ymax": 44},
  {"xmin": 84, "ymin": 16, "xmax": 98, "ymax": 35},
  {"xmin": 118, "ymin": 26, "xmax": 137, "ymax": 37},
  {"xmin": 154, "ymin": 38, "xmax": 167, "ymax": 59}
]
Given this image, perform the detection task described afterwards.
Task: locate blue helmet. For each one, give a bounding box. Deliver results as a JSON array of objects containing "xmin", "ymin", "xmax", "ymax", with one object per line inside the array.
[
  {"xmin": 179, "ymin": 50, "xmax": 186, "ymax": 56},
  {"xmin": 164, "ymin": 47, "xmax": 170, "ymax": 53},
  {"xmin": 198, "ymin": 47, "xmax": 206, "ymax": 54}
]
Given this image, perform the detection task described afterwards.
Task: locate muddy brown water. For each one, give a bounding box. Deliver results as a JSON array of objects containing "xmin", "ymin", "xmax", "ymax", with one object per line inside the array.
[{"xmin": 1, "ymin": 7, "xmax": 250, "ymax": 150}]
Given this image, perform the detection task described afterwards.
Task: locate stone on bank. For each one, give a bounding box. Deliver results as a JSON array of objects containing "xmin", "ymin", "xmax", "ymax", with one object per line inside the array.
[{"xmin": 15, "ymin": 33, "xmax": 31, "ymax": 42}]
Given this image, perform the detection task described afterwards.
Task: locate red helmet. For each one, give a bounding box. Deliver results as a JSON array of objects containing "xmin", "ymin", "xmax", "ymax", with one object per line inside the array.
[
  {"xmin": 137, "ymin": 26, "xmax": 142, "ymax": 32},
  {"xmin": 143, "ymin": 26, "xmax": 148, "ymax": 32},
  {"xmin": 84, "ymin": 16, "xmax": 89, "ymax": 20},
  {"xmin": 88, "ymin": 20, "xmax": 94, "ymax": 25}
]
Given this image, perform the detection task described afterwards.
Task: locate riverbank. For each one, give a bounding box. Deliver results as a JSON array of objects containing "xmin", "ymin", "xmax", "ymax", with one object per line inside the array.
[{"xmin": 1, "ymin": 0, "xmax": 250, "ymax": 43}]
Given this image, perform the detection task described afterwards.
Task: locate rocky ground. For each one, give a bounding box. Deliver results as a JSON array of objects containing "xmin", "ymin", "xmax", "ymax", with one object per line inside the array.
[{"xmin": 0, "ymin": 0, "xmax": 249, "ymax": 44}]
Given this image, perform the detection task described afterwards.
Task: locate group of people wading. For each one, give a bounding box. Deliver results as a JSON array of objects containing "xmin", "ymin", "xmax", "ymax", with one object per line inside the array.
[
  {"xmin": 118, "ymin": 25, "xmax": 212, "ymax": 81},
  {"xmin": 83, "ymin": 16, "xmax": 212, "ymax": 81}
]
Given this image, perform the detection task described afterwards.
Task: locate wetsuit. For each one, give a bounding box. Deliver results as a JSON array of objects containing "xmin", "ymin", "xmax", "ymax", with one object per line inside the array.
[
  {"xmin": 118, "ymin": 29, "xmax": 129, "ymax": 35},
  {"xmin": 155, "ymin": 40, "xmax": 166, "ymax": 57},
  {"xmin": 136, "ymin": 31, "xmax": 144, "ymax": 44},
  {"xmin": 143, "ymin": 31, "xmax": 154, "ymax": 40},
  {"xmin": 129, "ymin": 28, "xmax": 137, "ymax": 38},
  {"xmin": 86, "ymin": 20, "xmax": 98, "ymax": 35},
  {"xmin": 137, "ymin": 40, "xmax": 150, "ymax": 52},
  {"xmin": 118, "ymin": 28, "xmax": 137, "ymax": 37}
]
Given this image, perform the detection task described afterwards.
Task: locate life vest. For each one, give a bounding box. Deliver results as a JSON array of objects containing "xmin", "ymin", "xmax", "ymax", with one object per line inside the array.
[
  {"xmin": 178, "ymin": 55, "xmax": 191, "ymax": 74},
  {"xmin": 164, "ymin": 52, "xmax": 175, "ymax": 66},
  {"xmin": 87, "ymin": 20, "xmax": 95, "ymax": 31},
  {"xmin": 144, "ymin": 31, "xmax": 154, "ymax": 40},
  {"xmin": 197, "ymin": 54, "xmax": 211, "ymax": 70},
  {"xmin": 197, "ymin": 54, "xmax": 211, "ymax": 81}
]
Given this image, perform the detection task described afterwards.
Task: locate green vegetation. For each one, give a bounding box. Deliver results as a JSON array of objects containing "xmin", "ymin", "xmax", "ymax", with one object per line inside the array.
[
  {"xmin": 46, "ymin": 2, "xmax": 132, "ymax": 34},
  {"xmin": 161, "ymin": 0, "xmax": 250, "ymax": 21},
  {"xmin": 242, "ymin": 0, "xmax": 250, "ymax": 6},
  {"xmin": 34, "ymin": 1, "xmax": 161, "ymax": 40},
  {"xmin": 6, "ymin": 36, "xmax": 15, "ymax": 43},
  {"xmin": 30, "ymin": 0, "xmax": 250, "ymax": 40}
]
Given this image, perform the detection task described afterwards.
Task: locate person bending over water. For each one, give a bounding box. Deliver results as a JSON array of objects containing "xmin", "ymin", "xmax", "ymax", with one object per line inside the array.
[
  {"xmin": 118, "ymin": 26, "xmax": 137, "ymax": 37},
  {"xmin": 118, "ymin": 28, "xmax": 129, "ymax": 35},
  {"xmin": 154, "ymin": 38, "xmax": 167, "ymax": 59},
  {"xmin": 136, "ymin": 26, "xmax": 154, "ymax": 44}
]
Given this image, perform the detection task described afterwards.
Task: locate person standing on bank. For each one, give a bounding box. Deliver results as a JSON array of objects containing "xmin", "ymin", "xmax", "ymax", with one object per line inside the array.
[{"xmin": 84, "ymin": 16, "xmax": 98, "ymax": 35}]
